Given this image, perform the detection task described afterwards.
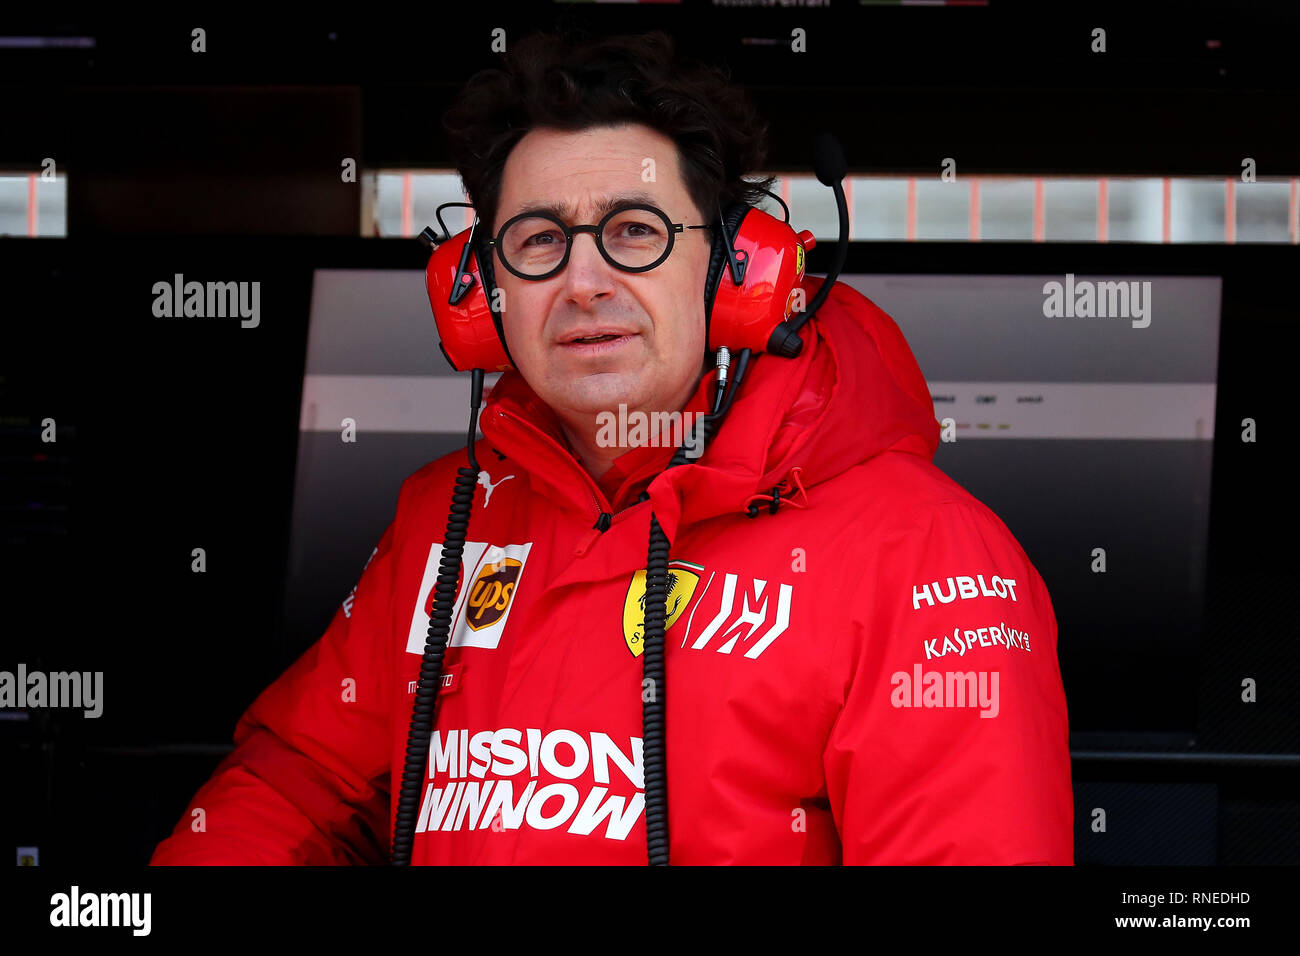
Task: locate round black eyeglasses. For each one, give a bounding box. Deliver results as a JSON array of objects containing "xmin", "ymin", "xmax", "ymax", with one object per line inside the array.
[{"xmin": 485, "ymin": 203, "xmax": 713, "ymax": 280}]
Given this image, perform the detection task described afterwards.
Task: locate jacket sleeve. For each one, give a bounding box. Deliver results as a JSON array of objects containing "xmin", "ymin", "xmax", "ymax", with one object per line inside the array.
[
  {"xmin": 823, "ymin": 498, "xmax": 1074, "ymax": 864},
  {"xmin": 150, "ymin": 515, "xmax": 400, "ymax": 866}
]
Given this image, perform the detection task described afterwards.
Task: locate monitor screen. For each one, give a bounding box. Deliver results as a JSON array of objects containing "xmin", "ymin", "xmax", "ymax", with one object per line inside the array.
[{"xmin": 841, "ymin": 273, "xmax": 1220, "ymax": 738}]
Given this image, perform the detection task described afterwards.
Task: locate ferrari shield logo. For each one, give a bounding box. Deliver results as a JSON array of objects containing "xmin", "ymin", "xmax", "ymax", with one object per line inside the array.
[
  {"xmin": 466, "ymin": 557, "xmax": 523, "ymax": 631},
  {"xmin": 622, "ymin": 561, "xmax": 703, "ymax": 657}
]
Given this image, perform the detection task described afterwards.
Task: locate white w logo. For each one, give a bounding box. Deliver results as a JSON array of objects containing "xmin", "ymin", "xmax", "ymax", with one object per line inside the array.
[{"xmin": 684, "ymin": 573, "xmax": 793, "ymax": 659}]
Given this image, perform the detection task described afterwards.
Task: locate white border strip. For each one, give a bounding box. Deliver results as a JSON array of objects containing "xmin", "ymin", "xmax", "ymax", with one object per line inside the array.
[
  {"xmin": 928, "ymin": 382, "xmax": 1216, "ymax": 439},
  {"xmin": 299, "ymin": 374, "xmax": 500, "ymax": 434},
  {"xmin": 299, "ymin": 375, "xmax": 1216, "ymax": 439}
]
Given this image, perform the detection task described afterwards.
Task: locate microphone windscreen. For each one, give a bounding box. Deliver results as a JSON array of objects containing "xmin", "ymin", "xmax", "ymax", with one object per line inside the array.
[{"xmin": 812, "ymin": 131, "xmax": 846, "ymax": 187}]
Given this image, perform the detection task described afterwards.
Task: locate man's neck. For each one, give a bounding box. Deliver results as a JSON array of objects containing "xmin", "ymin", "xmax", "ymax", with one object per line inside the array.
[
  {"xmin": 557, "ymin": 370, "xmax": 709, "ymax": 484},
  {"xmin": 556, "ymin": 415, "xmax": 620, "ymax": 483}
]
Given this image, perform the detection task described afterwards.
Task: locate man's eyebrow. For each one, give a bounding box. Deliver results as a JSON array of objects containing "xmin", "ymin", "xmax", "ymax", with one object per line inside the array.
[{"xmin": 505, "ymin": 191, "xmax": 665, "ymax": 223}]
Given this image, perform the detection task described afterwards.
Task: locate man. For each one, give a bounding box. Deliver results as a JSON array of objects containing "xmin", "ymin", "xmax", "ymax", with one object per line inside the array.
[{"xmin": 151, "ymin": 29, "xmax": 1072, "ymax": 865}]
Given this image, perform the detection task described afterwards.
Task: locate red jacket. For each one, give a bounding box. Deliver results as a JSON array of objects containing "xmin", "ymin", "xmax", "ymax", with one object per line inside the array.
[{"xmin": 151, "ymin": 278, "xmax": 1073, "ymax": 865}]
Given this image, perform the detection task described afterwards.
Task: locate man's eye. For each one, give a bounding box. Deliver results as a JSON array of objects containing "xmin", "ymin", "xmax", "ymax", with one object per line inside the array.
[
  {"xmin": 617, "ymin": 221, "xmax": 659, "ymax": 239},
  {"xmin": 523, "ymin": 231, "xmax": 560, "ymax": 247}
]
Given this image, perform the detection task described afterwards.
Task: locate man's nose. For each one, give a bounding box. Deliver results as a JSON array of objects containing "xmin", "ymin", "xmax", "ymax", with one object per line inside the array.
[{"xmin": 560, "ymin": 231, "xmax": 616, "ymax": 307}]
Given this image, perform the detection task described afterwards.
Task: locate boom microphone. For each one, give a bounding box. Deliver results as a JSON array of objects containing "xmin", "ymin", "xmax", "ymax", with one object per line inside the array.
[{"xmin": 785, "ymin": 130, "xmax": 850, "ymax": 338}]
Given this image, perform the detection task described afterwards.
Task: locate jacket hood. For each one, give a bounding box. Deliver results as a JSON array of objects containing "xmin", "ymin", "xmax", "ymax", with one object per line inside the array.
[{"xmin": 479, "ymin": 277, "xmax": 940, "ymax": 542}]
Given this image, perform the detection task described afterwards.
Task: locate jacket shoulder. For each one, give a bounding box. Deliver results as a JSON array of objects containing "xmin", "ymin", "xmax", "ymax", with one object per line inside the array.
[
  {"xmin": 811, "ymin": 455, "xmax": 1045, "ymax": 613},
  {"xmin": 825, "ymin": 449, "xmax": 995, "ymax": 520}
]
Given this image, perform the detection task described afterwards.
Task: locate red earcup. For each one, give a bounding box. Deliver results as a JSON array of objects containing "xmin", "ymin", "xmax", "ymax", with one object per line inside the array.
[
  {"xmin": 707, "ymin": 207, "xmax": 816, "ymax": 354},
  {"xmin": 424, "ymin": 229, "xmax": 512, "ymax": 372}
]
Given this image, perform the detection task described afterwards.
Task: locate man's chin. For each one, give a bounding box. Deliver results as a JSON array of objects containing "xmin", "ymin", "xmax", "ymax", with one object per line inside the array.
[{"xmin": 550, "ymin": 372, "xmax": 647, "ymax": 418}]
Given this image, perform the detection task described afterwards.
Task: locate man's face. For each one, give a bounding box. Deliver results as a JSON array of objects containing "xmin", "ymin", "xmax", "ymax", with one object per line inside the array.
[{"xmin": 490, "ymin": 123, "xmax": 711, "ymax": 427}]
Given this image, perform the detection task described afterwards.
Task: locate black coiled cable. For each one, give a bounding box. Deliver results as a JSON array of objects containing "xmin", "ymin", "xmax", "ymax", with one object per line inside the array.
[
  {"xmin": 391, "ymin": 351, "xmax": 751, "ymax": 866},
  {"xmin": 640, "ymin": 349, "xmax": 751, "ymax": 866},
  {"xmin": 641, "ymin": 509, "xmax": 672, "ymax": 866},
  {"xmin": 391, "ymin": 368, "xmax": 484, "ymax": 865}
]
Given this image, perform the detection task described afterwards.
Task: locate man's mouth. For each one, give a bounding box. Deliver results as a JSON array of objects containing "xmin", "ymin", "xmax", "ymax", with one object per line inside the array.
[{"xmin": 559, "ymin": 330, "xmax": 638, "ymax": 354}]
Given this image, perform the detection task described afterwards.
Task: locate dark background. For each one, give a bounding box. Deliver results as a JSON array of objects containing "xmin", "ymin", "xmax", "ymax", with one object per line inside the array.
[{"xmin": 1, "ymin": 0, "xmax": 1297, "ymax": 867}]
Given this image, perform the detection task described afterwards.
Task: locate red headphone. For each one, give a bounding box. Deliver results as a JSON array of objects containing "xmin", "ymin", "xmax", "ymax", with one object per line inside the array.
[{"xmin": 422, "ymin": 198, "xmax": 818, "ymax": 372}]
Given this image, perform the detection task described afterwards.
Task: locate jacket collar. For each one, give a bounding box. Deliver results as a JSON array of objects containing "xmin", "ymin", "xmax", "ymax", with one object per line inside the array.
[
  {"xmin": 477, "ymin": 277, "xmax": 942, "ymax": 543},
  {"xmin": 478, "ymin": 363, "xmax": 717, "ymax": 521}
]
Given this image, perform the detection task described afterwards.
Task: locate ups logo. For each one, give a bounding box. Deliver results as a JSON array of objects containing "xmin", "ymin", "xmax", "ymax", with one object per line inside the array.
[{"xmin": 467, "ymin": 558, "xmax": 523, "ymax": 631}]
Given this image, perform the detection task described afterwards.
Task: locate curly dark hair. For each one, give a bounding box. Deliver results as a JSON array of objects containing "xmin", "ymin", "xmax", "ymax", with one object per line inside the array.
[{"xmin": 441, "ymin": 28, "xmax": 777, "ymax": 236}]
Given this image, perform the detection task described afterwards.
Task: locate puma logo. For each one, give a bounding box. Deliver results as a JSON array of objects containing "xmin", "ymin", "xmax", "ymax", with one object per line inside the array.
[{"xmin": 477, "ymin": 471, "xmax": 515, "ymax": 507}]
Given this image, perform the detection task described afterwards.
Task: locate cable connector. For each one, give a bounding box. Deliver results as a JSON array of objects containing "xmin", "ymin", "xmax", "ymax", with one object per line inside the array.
[{"xmin": 713, "ymin": 346, "xmax": 731, "ymax": 413}]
